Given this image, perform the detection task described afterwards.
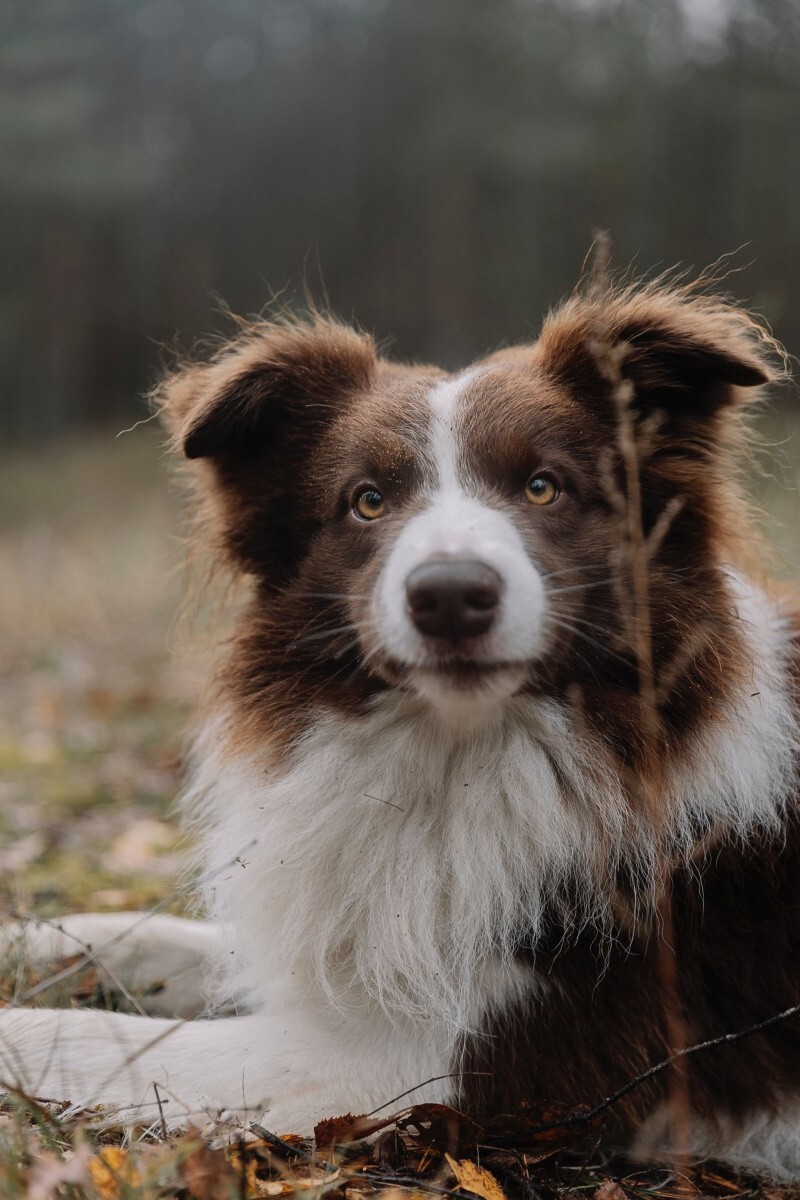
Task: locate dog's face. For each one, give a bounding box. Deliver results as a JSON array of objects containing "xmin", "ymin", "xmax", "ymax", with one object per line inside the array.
[
  {"xmin": 302, "ymin": 362, "xmax": 614, "ymax": 714},
  {"xmin": 160, "ymin": 284, "xmax": 773, "ymax": 728}
]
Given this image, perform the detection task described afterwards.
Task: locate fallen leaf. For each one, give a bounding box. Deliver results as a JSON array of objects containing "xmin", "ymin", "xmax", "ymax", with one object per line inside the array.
[
  {"xmin": 481, "ymin": 1099, "xmax": 596, "ymax": 1160},
  {"xmin": 182, "ymin": 1133, "xmax": 238, "ymax": 1200},
  {"xmin": 275, "ymin": 1133, "xmax": 305, "ymax": 1147},
  {"xmin": 395, "ymin": 1103, "xmax": 483, "ymax": 1157},
  {"xmin": 87, "ymin": 1146, "xmax": 141, "ymax": 1199},
  {"xmin": 26, "ymin": 1145, "xmax": 91, "ymax": 1200},
  {"xmin": 315, "ymin": 1112, "xmax": 375, "ymax": 1150},
  {"xmin": 445, "ymin": 1153, "xmax": 508, "ymax": 1200},
  {"xmin": 594, "ymin": 1182, "xmax": 628, "ymax": 1200}
]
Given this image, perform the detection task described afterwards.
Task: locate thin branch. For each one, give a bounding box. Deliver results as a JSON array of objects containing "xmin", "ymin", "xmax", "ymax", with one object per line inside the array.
[
  {"xmin": 646, "ymin": 495, "xmax": 686, "ymax": 561},
  {"xmin": 249, "ymin": 1122, "xmax": 312, "ymax": 1162},
  {"xmin": 153, "ymin": 1082, "xmax": 170, "ymax": 1142},
  {"xmin": 367, "ymin": 1073, "xmax": 491, "ymax": 1117},
  {"xmin": 520, "ymin": 1001, "xmax": 800, "ymax": 1136}
]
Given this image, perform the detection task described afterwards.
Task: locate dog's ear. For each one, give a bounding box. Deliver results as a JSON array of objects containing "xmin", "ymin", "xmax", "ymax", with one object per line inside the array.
[
  {"xmin": 155, "ymin": 317, "xmax": 376, "ymax": 574},
  {"xmin": 534, "ymin": 283, "xmax": 779, "ymax": 434},
  {"xmin": 158, "ymin": 317, "xmax": 375, "ymax": 462}
]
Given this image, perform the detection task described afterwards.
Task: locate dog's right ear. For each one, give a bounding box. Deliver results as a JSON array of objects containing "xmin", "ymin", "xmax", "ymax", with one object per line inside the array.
[
  {"xmin": 157, "ymin": 317, "xmax": 376, "ymax": 462},
  {"xmin": 155, "ymin": 318, "xmax": 376, "ymax": 575}
]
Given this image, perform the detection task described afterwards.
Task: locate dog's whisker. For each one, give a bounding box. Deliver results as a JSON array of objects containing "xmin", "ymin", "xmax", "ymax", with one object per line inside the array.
[
  {"xmin": 294, "ymin": 592, "xmax": 372, "ymax": 601},
  {"xmin": 547, "ymin": 609, "xmax": 619, "ymax": 632},
  {"xmin": 289, "ymin": 623, "xmax": 360, "ymax": 647},
  {"xmin": 546, "ymin": 578, "xmax": 615, "ymax": 596},
  {"xmin": 332, "ymin": 637, "xmax": 364, "ymax": 661},
  {"xmin": 545, "ymin": 615, "xmax": 632, "ymax": 666},
  {"xmin": 541, "ymin": 564, "xmax": 612, "ymax": 581}
]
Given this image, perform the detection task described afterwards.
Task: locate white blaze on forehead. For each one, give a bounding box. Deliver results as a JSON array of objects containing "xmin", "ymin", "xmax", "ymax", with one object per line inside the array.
[
  {"xmin": 424, "ymin": 368, "xmax": 480, "ymax": 493},
  {"xmin": 372, "ymin": 368, "xmax": 548, "ymax": 697}
]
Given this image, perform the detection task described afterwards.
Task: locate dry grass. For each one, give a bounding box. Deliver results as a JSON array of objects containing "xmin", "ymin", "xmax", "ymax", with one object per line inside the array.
[{"xmin": 0, "ymin": 428, "xmax": 199, "ymax": 919}]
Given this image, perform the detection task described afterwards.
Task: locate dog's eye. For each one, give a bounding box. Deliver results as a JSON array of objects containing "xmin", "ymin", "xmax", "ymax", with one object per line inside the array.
[
  {"xmin": 353, "ymin": 488, "xmax": 386, "ymax": 521},
  {"xmin": 524, "ymin": 475, "xmax": 559, "ymax": 506}
]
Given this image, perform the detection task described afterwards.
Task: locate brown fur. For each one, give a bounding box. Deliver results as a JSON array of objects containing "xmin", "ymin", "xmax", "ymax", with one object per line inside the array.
[{"xmin": 462, "ymin": 782, "xmax": 800, "ymax": 1136}]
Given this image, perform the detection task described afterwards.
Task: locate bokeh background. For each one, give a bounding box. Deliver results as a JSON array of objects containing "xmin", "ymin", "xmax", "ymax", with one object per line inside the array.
[{"xmin": 1, "ymin": 0, "xmax": 799, "ymax": 915}]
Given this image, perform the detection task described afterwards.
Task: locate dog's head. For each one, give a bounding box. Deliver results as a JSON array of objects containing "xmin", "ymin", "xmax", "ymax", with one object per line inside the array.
[{"xmin": 158, "ymin": 282, "xmax": 778, "ymax": 734}]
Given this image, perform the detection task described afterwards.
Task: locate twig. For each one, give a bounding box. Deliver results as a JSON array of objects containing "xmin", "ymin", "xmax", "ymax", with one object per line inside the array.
[
  {"xmin": 153, "ymin": 1082, "xmax": 169, "ymax": 1142},
  {"xmin": 520, "ymin": 1000, "xmax": 800, "ymax": 1136},
  {"xmin": 249, "ymin": 1122, "xmax": 311, "ymax": 1161},
  {"xmin": 367, "ymin": 1073, "xmax": 491, "ymax": 1117},
  {"xmin": 0, "ymin": 1076, "xmax": 77, "ymax": 1137},
  {"xmin": 364, "ymin": 793, "xmax": 406, "ymax": 813}
]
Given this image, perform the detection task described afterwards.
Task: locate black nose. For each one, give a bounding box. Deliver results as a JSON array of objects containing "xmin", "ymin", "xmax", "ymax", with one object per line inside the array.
[{"xmin": 405, "ymin": 559, "xmax": 502, "ymax": 644}]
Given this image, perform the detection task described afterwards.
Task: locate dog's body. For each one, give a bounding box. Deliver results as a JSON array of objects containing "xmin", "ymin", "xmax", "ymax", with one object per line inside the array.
[{"xmin": 3, "ymin": 275, "xmax": 800, "ymax": 1175}]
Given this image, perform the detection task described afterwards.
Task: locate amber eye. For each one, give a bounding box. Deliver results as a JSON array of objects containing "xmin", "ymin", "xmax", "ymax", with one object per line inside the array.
[
  {"xmin": 524, "ymin": 475, "xmax": 559, "ymax": 506},
  {"xmin": 353, "ymin": 488, "xmax": 386, "ymax": 521}
]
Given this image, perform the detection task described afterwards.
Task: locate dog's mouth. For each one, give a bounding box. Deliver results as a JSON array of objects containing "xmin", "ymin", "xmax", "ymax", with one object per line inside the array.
[
  {"xmin": 406, "ymin": 658, "xmax": 529, "ymax": 710},
  {"xmin": 413, "ymin": 659, "xmax": 516, "ymax": 685}
]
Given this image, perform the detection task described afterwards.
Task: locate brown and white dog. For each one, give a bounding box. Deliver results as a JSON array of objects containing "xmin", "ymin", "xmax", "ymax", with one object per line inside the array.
[{"xmin": 2, "ymin": 273, "xmax": 800, "ymax": 1176}]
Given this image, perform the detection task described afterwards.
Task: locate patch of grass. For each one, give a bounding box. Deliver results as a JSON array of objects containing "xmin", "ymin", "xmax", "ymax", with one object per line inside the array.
[{"xmin": 0, "ymin": 428, "xmax": 197, "ymax": 918}]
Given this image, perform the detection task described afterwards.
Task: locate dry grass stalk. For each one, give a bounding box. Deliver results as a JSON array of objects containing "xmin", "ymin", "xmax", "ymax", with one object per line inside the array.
[{"xmin": 586, "ymin": 235, "xmax": 693, "ymax": 1188}]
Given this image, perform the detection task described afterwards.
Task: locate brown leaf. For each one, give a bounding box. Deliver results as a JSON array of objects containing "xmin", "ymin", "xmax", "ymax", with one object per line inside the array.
[
  {"xmin": 274, "ymin": 1132, "xmax": 305, "ymax": 1147},
  {"xmin": 395, "ymin": 1103, "xmax": 483, "ymax": 1157},
  {"xmin": 445, "ymin": 1153, "xmax": 508, "ymax": 1200},
  {"xmin": 181, "ymin": 1130, "xmax": 238, "ymax": 1200},
  {"xmin": 315, "ymin": 1112, "xmax": 372, "ymax": 1149},
  {"xmin": 480, "ymin": 1100, "xmax": 597, "ymax": 1161},
  {"xmin": 594, "ymin": 1182, "xmax": 628, "ymax": 1200}
]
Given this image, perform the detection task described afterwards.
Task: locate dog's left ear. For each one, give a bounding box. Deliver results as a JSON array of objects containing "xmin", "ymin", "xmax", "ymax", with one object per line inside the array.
[{"xmin": 534, "ymin": 284, "xmax": 779, "ymax": 430}]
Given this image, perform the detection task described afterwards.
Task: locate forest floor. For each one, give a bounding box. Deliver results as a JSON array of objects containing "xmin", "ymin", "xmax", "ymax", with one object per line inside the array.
[{"xmin": 1, "ymin": 423, "xmax": 799, "ymax": 1199}]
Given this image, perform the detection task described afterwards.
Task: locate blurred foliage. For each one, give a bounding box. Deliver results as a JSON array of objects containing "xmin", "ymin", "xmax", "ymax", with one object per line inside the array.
[
  {"xmin": 1, "ymin": 0, "xmax": 800, "ymax": 442},
  {"xmin": 0, "ymin": 430, "xmax": 197, "ymax": 915}
]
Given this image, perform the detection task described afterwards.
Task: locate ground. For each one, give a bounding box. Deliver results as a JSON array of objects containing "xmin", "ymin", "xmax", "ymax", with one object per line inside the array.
[
  {"xmin": 0, "ymin": 420, "xmax": 798, "ymax": 1198},
  {"xmin": 0, "ymin": 430, "xmax": 196, "ymax": 922}
]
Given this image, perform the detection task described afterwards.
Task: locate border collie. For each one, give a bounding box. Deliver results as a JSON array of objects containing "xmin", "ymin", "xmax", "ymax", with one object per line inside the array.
[{"xmin": 2, "ymin": 272, "xmax": 799, "ymax": 1177}]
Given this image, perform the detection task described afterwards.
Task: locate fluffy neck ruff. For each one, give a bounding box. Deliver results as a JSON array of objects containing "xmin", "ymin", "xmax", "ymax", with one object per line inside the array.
[{"xmin": 182, "ymin": 579, "xmax": 798, "ymax": 1033}]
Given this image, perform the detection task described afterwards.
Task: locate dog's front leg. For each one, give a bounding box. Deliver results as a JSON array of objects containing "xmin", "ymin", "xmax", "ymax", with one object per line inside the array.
[
  {"xmin": 0, "ymin": 999, "xmax": 452, "ymax": 1134},
  {"xmin": 1, "ymin": 914, "xmax": 226, "ymax": 1017}
]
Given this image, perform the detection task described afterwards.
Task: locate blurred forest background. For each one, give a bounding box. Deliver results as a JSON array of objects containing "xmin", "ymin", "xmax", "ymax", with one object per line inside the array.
[
  {"xmin": 1, "ymin": 0, "xmax": 799, "ymax": 915},
  {"xmin": 3, "ymin": 0, "xmax": 800, "ymax": 441}
]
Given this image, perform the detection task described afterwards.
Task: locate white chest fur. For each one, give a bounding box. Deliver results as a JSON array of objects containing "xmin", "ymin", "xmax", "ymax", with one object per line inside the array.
[{"xmin": 184, "ymin": 578, "xmax": 797, "ymax": 1038}]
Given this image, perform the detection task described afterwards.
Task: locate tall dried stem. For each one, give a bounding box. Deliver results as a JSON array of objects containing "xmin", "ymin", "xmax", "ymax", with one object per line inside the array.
[{"xmin": 587, "ymin": 237, "xmax": 693, "ymax": 1187}]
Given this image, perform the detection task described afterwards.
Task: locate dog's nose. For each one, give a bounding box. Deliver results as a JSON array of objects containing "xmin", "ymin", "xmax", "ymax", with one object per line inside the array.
[{"xmin": 405, "ymin": 560, "xmax": 502, "ymax": 643}]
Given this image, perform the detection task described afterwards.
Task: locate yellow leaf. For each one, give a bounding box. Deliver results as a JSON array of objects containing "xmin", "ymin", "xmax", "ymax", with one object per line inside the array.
[
  {"xmin": 87, "ymin": 1147, "xmax": 141, "ymax": 1199},
  {"xmin": 445, "ymin": 1154, "xmax": 507, "ymax": 1200}
]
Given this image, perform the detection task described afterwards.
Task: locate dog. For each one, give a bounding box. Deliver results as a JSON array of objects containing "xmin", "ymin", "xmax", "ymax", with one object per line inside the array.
[{"xmin": 2, "ymin": 271, "xmax": 800, "ymax": 1177}]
